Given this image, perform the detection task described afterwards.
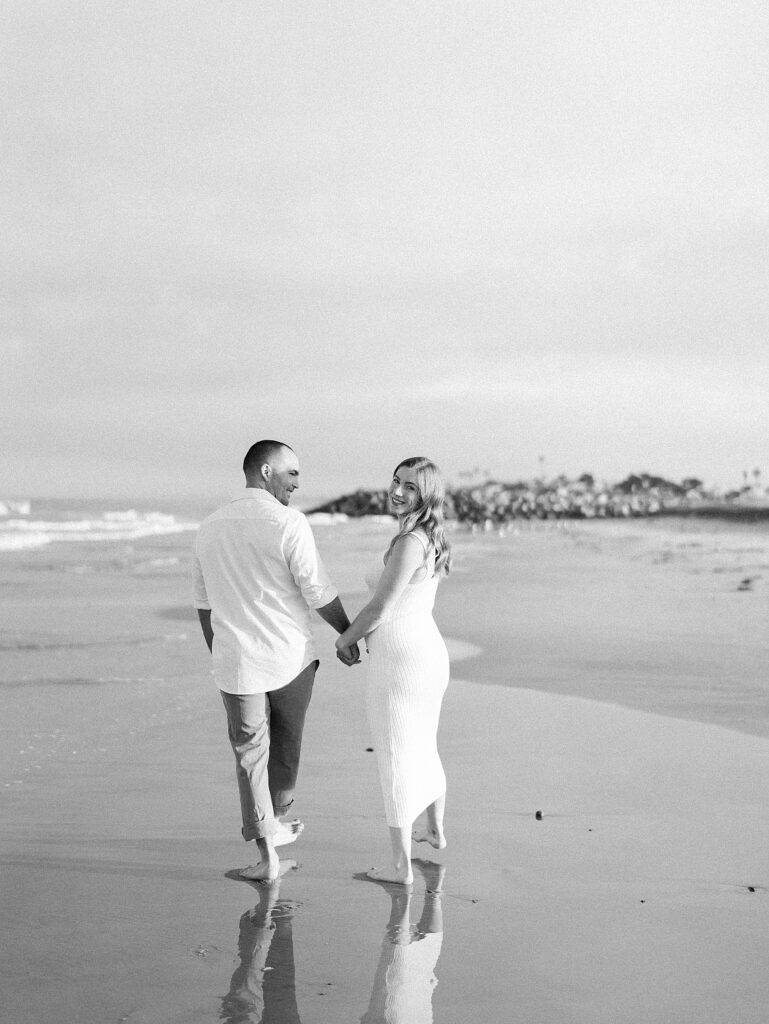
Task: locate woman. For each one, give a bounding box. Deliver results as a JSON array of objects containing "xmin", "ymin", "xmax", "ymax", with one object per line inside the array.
[{"xmin": 336, "ymin": 457, "xmax": 451, "ymax": 885}]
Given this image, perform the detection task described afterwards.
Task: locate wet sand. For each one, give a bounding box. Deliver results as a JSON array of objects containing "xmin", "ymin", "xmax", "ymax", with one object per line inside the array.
[{"xmin": 2, "ymin": 517, "xmax": 769, "ymax": 1023}]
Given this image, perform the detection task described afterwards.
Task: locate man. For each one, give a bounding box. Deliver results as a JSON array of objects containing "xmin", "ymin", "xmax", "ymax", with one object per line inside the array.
[{"xmin": 193, "ymin": 440, "xmax": 359, "ymax": 880}]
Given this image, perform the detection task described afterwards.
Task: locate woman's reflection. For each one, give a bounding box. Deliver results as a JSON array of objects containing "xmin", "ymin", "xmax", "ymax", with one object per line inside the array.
[
  {"xmin": 220, "ymin": 878, "xmax": 301, "ymax": 1024},
  {"xmin": 361, "ymin": 859, "xmax": 445, "ymax": 1024}
]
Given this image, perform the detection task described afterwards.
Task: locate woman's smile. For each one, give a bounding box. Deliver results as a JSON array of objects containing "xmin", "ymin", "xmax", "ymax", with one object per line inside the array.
[{"xmin": 388, "ymin": 467, "xmax": 420, "ymax": 515}]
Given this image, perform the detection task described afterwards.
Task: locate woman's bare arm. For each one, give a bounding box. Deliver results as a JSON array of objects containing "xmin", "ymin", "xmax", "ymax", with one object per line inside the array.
[{"xmin": 335, "ymin": 533, "xmax": 425, "ymax": 650}]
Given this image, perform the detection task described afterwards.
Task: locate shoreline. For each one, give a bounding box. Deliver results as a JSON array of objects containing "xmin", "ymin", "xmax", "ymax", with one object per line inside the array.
[
  {"xmin": 317, "ymin": 515, "xmax": 769, "ymax": 741},
  {"xmin": 4, "ymin": 672, "xmax": 769, "ymax": 1023},
  {"xmin": 2, "ymin": 513, "xmax": 769, "ymax": 1021}
]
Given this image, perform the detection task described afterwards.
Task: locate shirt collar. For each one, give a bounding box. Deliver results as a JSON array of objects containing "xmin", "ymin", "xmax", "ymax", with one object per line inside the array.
[{"xmin": 231, "ymin": 487, "xmax": 282, "ymax": 507}]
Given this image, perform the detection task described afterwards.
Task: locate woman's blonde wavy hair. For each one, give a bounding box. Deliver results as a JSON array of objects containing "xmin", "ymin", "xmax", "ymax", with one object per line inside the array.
[{"xmin": 388, "ymin": 457, "xmax": 452, "ymax": 576}]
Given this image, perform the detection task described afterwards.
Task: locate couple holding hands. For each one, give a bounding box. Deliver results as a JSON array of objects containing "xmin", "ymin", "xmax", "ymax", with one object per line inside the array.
[{"xmin": 193, "ymin": 440, "xmax": 451, "ymax": 885}]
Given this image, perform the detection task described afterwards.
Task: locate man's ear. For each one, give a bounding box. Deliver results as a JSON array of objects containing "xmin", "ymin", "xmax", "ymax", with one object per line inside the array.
[{"xmin": 261, "ymin": 463, "xmax": 272, "ymax": 481}]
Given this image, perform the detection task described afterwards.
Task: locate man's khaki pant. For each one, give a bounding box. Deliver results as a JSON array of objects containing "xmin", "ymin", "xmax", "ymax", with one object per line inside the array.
[{"xmin": 220, "ymin": 660, "xmax": 317, "ymax": 841}]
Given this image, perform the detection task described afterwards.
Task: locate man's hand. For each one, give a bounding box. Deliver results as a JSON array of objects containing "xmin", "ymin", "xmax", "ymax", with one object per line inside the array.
[{"xmin": 336, "ymin": 642, "xmax": 361, "ymax": 666}]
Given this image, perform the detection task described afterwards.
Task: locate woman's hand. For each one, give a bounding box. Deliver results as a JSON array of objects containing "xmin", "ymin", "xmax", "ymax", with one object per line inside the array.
[
  {"xmin": 336, "ymin": 642, "xmax": 361, "ymax": 666},
  {"xmin": 333, "ymin": 533, "xmax": 422, "ymax": 665}
]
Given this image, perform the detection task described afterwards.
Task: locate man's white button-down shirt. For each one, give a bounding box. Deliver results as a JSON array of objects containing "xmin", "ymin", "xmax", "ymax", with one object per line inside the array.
[{"xmin": 192, "ymin": 489, "xmax": 338, "ymax": 694}]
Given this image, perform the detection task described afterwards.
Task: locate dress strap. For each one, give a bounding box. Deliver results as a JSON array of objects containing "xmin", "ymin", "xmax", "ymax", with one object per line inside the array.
[
  {"xmin": 409, "ymin": 531, "xmax": 436, "ymax": 575},
  {"xmin": 389, "ymin": 529, "xmax": 431, "ymax": 568},
  {"xmin": 407, "ymin": 530, "xmax": 430, "ymax": 555},
  {"xmin": 399, "ymin": 530, "xmax": 436, "ymax": 579}
]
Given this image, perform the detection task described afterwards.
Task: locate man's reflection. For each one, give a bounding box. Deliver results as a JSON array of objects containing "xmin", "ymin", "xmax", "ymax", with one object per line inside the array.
[
  {"xmin": 220, "ymin": 878, "xmax": 301, "ymax": 1024},
  {"xmin": 361, "ymin": 859, "xmax": 445, "ymax": 1024}
]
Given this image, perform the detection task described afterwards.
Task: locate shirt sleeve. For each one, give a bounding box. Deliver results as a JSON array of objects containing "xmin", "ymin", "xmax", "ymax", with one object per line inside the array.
[
  {"xmin": 191, "ymin": 547, "xmax": 211, "ymax": 610},
  {"xmin": 285, "ymin": 514, "xmax": 338, "ymax": 610}
]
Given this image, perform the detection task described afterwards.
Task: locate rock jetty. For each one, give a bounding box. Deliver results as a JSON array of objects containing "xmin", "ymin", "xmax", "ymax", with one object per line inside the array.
[{"xmin": 308, "ymin": 473, "xmax": 769, "ymax": 525}]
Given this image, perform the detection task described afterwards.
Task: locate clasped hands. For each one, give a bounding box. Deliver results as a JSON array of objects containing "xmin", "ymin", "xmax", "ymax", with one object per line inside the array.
[{"xmin": 335, "ymin": 637, "xmax": 362, "ymax": 667}]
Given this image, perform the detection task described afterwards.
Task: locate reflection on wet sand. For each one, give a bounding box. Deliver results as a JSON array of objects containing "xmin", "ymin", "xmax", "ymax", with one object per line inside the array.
[
  {"xmin": 220, "ymin": 878, "xmax": 301, "ymax": 1024},
  {"xmin": 361, "ymin": 859, "xmax": 445, "ymax": 1024}
]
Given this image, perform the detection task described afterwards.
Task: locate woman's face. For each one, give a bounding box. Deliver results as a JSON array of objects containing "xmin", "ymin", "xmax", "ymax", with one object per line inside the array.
[{"xmin": 388, "ymin": 465, "xmax": 420, "ymax": 516}]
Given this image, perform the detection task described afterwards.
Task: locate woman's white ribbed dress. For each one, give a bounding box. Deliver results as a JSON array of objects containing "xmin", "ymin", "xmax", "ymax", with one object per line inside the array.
[
  {"xmin": 364, "ymin": 545, "xmax": 449, "ymax": 828},
  {"xmin": 361, "ymin": 931, "xmax": 443, "ymax": 1023}
]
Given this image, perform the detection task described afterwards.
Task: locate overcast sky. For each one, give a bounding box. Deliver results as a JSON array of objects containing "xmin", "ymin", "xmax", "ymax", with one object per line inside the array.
[{"xmin": 2, "ymin": 1, "xmax": 768, "ymax": 502}]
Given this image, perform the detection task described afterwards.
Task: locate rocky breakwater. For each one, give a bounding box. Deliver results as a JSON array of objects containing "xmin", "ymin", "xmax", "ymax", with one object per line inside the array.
[{"xmin": 308, "ymin": 474, "xmax": 744, "ymax": 526}]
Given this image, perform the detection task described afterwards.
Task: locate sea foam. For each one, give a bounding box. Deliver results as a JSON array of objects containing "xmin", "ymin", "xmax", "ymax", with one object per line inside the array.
[
  {"xmin": 0, "ymin": 508, "xmax": 199, "ymax": 552},
  {"xmin": 306, "ymin": 512, "xmax": 350, "ymax": 525},
  {"xmin": 0, "ymin": 499, "xmax": 31, "ymax": 517}
]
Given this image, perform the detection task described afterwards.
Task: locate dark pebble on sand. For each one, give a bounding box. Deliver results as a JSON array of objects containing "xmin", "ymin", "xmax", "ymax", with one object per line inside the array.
[
  {"xmin": 748, "ymin": 886, "xmax": 756, "ymax": 892},
  {"xmin": 535, "ymin": 810, "xmax": 543, "ymax": 820},
  {"xmin": 366, "ymin": 747, "xmax": 374, "ymax": 752}
]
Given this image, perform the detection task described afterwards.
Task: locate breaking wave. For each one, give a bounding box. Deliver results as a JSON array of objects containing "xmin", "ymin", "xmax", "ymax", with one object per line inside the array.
[{"xmin": 0, "ymin": 507, "xmax": 199, "ymax": 552}]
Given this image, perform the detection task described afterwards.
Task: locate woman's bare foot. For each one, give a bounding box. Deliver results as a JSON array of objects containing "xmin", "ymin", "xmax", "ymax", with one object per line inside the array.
[
  {"xmin": 411, "ymin": 824, "xmax": 446, "ymax": 850},
  {"xmin": 239, "ymin": 858, "xmax": 296, "ymax": 882},
  {"xmin": 366, "ymin": 865, "xmax": 413, "ymax": 886},
  {"xmin": 273, "ymin": 819, "xmax": 304, "ymax": 847}
]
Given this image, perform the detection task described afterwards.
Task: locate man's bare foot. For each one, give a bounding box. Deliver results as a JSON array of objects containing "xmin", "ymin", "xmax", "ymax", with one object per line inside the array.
[
  {"xmin": 411, "ymin": 824, "xmax": 446, "ymax": 850},
  {"xmin": 273, "ymin": 819, "xmax": 304, "ymax": 847},
  {"xmin": 239, "ymin": 858, "xmax": 296, "ymax": 882},
  {"xmin": 366, "ymin": 866, "xmax": 413, "ymax": 886}
]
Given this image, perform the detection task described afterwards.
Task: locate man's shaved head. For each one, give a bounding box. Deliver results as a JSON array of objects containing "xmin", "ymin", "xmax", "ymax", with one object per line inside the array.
[
  {"xmin": 243, "ymin": 440, "xmax": 299, "ymax": 505},
  {"xmin": 243, "ymin": 440, "xmax": 293, "ymax": 479}
]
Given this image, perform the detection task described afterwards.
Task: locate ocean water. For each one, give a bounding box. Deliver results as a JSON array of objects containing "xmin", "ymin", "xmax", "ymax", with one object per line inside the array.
[
  {"xmin": 3, "ymin": 494, "xmax": 768, "ymax": 554},
  {"xmin": 0, "ymin": 497, "xmax": 207, "ymax": 553},
  {"xmin": 2, "ymin": 496, "xmax": 768, "ymax": 745},
  {"xmin": 0, "ymin": 496, "xmax": 383, "ymax": 794},
  {"xmin": 0, "ymin": 495, "xmax": 361, "ymax": 554}
]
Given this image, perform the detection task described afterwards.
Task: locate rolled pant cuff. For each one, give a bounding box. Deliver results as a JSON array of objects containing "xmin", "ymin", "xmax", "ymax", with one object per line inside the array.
[{"xmin": 242, "ymin": 819, "xmax": 278, "ymax": 842}]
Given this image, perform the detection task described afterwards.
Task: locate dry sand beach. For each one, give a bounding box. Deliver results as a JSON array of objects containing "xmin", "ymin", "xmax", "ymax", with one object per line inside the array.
[{"xmin": 2, "ymin": 511, "xmax": 769, "ymax": 1023}]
